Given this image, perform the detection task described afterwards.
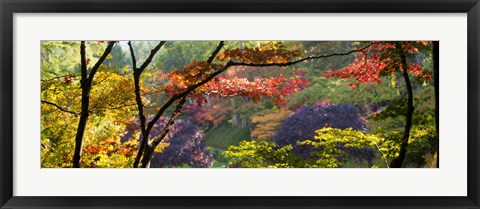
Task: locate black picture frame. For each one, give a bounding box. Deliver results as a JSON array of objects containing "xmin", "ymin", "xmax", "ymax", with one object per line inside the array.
[{"xmin": 1, "ymin": 0, "xmax": 479, "ymax": 208}]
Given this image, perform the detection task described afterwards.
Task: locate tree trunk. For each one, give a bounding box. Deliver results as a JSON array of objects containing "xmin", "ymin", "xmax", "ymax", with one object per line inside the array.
[
  {"xmin": 72, "ymin": 99, "xmax": 89, "ymax": 168},
  {"xmin": 73, "ymin": 78, "xmax": 93, "ymax": 168},
  {"xmin": 139, "ymin": 97, "xmax": 188, "ymax": 168},
  {"xmin": 140, "ymin": 145, "xmax": 154, "ymax": 168},
  {"xmin": 232, "ymin": 114, "xmax": 239, "ymax": 128},
  {"xmin": 72, "ymin": 42, "xmax": 90, "ymax": 168},
  {"xmin": 132, "ymin": 72, "xmax": 148, "ymax": 168},
  {"xmin": 390, "ymin": 44, "xmax": 415, "ymax": 168},
  {"xmin": 433, "ymin": 41, "xmax": 439, "ymax": 168},
  {"xmin": 71, "ymin": 41, "xmax": 115, "ymax": 168},
  {"xmin": 127, "ymin": 41, "xmax": 166, "ymax": 168},
  {"xmin": 134, "ymin": 133, "xmax": 150, "ymax": 168}
]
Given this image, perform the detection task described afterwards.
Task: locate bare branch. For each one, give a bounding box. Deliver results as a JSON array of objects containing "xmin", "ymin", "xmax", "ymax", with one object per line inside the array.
[
  {"xmin": 147, "ymin": 42, "xmax": 373, "ymax": 132},
  {"xmin": 145, "ymin": 41, "xmax": 224, "ymax": 133},
  {"xmin": 138, "ymin": 41, "xmax": 167, "ymax": 73},
  {"xmin": 145, "ymin": 95, "xmax": 178, "ymax": 133},
  {"xmin": 149, "ymin": 95, "xmax": 188, "ymax": 149},
  {"xmin": 88, "ymin": 41, "xmax": 116, "ymax": 80},
  {"xmin": 131, "ymin": 41, "xmax": 167, "ymax": 168},
  {"xmin": 127, "ymin": 41, "xmax": 137, "ymax": 70},
  {"xmin": 137, "ymin": 42, "xmax": 373, "ymax": 167},
  {"xmin": 179, "ymin": 43, "xmax": 375, "ymax": 99},
  {"xmin": 229, "ymin": 43, "xmax": 375, "ymax": 68},
  {"xmin": 90, "ymin": 103, "xmax": 137, "ymax": 111},
  {"xmin": 80, "ymin": 41, "xmax": 87, "ymax": 87},
  {"xmin": 207, "ymin": 41, "xmax": 224, "ymax": 63},
  {"xmin": 41, "ymin": 74, "xmax": 80, "ymax": 82},
  {"xmin": 41, "ymin": 100, "xmax": 78, "ymax": 115}
]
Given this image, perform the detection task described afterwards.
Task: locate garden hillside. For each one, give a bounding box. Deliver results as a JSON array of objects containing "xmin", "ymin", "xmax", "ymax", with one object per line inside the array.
[{"xmin": 41, "ymin": 41, "xmax": 438, "ymax": 168}]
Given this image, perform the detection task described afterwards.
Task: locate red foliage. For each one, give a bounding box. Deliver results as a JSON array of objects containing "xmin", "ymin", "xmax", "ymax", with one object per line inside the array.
[
  {"xmin": 199, "ymin": 75, "xmax": 307, "ymax": 106},
  {"xmin": 323, "ymin": 41, "xmax": 432, "ymax": 89},
  {"xmin": 159, "ymin": 43, "xmax": 308, "ymax": 106},
  {"xmin": 63, "ymin": 73, "xmax": 76, "ymax": 85}
]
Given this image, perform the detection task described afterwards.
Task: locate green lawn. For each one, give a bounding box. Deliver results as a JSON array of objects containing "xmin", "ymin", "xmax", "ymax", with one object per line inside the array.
[{"xmin": 204, "ymin": 125, "xmax": 252, "ymax": 150}]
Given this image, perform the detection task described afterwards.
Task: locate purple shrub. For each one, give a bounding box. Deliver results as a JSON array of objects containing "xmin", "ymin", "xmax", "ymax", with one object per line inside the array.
[
  {"xmin": 121, "ymin": 116, "xmax": 213, "ymax": 168},
  {"xmin": 273, "ymin": 104, "xmax": 373, "ymax": 163}
]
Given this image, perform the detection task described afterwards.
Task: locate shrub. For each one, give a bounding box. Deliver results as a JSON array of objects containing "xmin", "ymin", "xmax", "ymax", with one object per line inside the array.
[
  {"xmin": 121, "ymin": 116, "xmax": 213, "ymax": 168},
  {"xmin": 273, "ymin": 104, "xmax": 374, "ymax": 164}
]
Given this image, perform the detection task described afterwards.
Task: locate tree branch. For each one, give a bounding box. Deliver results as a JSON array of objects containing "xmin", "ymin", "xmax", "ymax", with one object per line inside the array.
[
  {"xmin": 138, "ymin": 41, "xmax": 167, "ymax": 73},
  {"xmin": 230, "ymin": 43, "xmax": 374, "ymax": 68},
  {"xmin": 130, "ymin": 41, "xmax": 167, "ymax": 168},
  {"xmin": 138, "ymin": 41, "xmax": 372, "ymax": 167},
  {"xmin": 41, "ymin": 74, "xmax": 81, "ymax": 82},
  {"xmin": 41, "ymin": 100, "xmax": 78, "ymax": 115},
  {"xmin": 80, "ymin": 41, "xmax": 87, "ymax": 87},
  {"xmin": 148, "ymin": 42, "xmax": 373, "ymax": 132},
  {"xmin": 88, "ymin": 42, "xmax": 116, "ymax": 80},
  {"xmin": 207, "ymin": 41, "xmax": 224, "ymax": 63},
  {"xmin": 131, "ymin": 41, "xmax": 167, "ymax": 133},
  {"xmin": 149, "ymin": 95, "xmax": 188, "ymax": 149},
  {"xmin": 127, "ymin": 41, "xmax": 137, "ymax": 70},
  {"xmin": 145, "ymin": 41, "xmax": 225, "ymax": 133},
  {"xmin": 179, "ymin": 43, "xmax": 375, "ymax": 99}
]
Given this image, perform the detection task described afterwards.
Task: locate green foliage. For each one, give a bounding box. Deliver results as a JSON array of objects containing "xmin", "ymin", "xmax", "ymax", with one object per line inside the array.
[
  {"xmin": 368, "ymin": 86, "xmax": 435, "ymax": 124},
  {"xmin": 224, "ymin": 125, "xmax": 436, "ymax": 168},
  {"xmin": 41, "ymin": 41, "xmax": 111, "ymax": 79},
  {"xmin": 367, "ymin": 86, "xmax": 437, "ymax": 167},
  {"xmin": 157, "ymin": 41, "xmax": 221, "ymax": 71},
  {"xmin": 41, "ymin": 41, "xmax": 79, "ymax": 79},
  {"xmin": 41, "ymin": 135, "xmax": 75, "ymax": 168},
  {"xmin": 208, "ymin": 147, "xmax": 228, "ymax": 168},
  {"xmin": 223, "ymin": 140, "xmax": 301, "ymax": 168},
  {"xmin": 300, "ymin": 128, "xmax": 394, "ymax": 168},
  {"xmin": 368, "ymin": 86, "xmax": 436, "ymax": 130},
  {"xmin": 290, "ymin": 76, "xmax": 399, "ymax": 114}
]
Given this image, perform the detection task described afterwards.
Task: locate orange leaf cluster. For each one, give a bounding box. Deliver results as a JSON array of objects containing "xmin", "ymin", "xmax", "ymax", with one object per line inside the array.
[
  {"xmin": 83, "ymin": 138, "xmax": 137, "ymax": 158},
  {"xmin": 217, "ymin": 43, "xmax": 302, "ymax": 64},
  {"xmin": 163, "ymin": 61, "xmax": 223, "ymax": 95}
]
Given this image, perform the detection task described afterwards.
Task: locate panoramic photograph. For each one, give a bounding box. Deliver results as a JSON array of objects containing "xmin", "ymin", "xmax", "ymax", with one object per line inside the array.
[{"xmin": 40, "ymin": 41, "xmax": 438, "ymax": 168}]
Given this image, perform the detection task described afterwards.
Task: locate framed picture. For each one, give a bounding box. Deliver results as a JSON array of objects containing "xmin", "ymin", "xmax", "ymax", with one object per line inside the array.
[{"xmin": 1, "ymin": 0, "xmax": 479, "ymax": 208}]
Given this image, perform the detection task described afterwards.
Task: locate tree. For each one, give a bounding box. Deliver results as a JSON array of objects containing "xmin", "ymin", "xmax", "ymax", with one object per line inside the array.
[
  {"xmin": 299, "ymin": 128, "xmax": 393, "ymax": 168},
  {"xmin": 223, "ymin": 140, "xmax": 300, "ymax": 168},
  {"xmin": 323, "ymin": 41, "xmax": 433, "ymax": 167},
  {"xmin": 368, "ymin": 86, "xmax": 437, "ymax": 167},
  {"xmin": 273, "ymin": 104, "xmax": 370, "ymax": 161},
  {"xmin": 121, "ymin": 117, "xmax": 212, "ymax": 168},
  {"xmin": 126, "ymin": 41, "xmax": 373, "ymax": 168},
  {"xmin": 224, "ymin": 126, "xmax": 435, "ymax": 168},
  {"xmin": 251, "ymin": 109, "xmax": 292, "ymax": 140},
  {"xmin": 41, "ymin": 71, "xmax": 137, "ymax": 168},
  {"xmin": 149, "ymin": 119, "xmax": 212, "ymax": 168},
  {"xmin": 432, "ymin": 41, "xmax": 439, "ymax": 168},
  {"xmin": 72, "ymin": 41, "xmax": 116, "ymax": 168},
  {"xmin": 41, "ymin": 41, "xmax": 125, "ymax": 168},
  {"xmin": 223, "ymin": 127, "xmax": 385, "ymax": 168}
]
